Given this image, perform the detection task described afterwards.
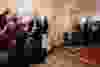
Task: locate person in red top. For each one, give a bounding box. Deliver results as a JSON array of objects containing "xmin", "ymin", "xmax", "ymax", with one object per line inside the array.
[{"xmin": 80, "ymin": 48, "xmax": 100, "ymax": 64}]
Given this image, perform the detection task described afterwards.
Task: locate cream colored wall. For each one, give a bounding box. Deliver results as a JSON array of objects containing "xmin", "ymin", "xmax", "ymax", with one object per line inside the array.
[
  {"xmin": 8, "ymin": 0, "xmax": 16, "ymax": 8},
  {"xmin": 0, "ymin": 0, "xmax": 8, "ymax": 8},
  {"xmin": 0, "ymin": 0, "xmax": 96, "ymax": 16}
]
